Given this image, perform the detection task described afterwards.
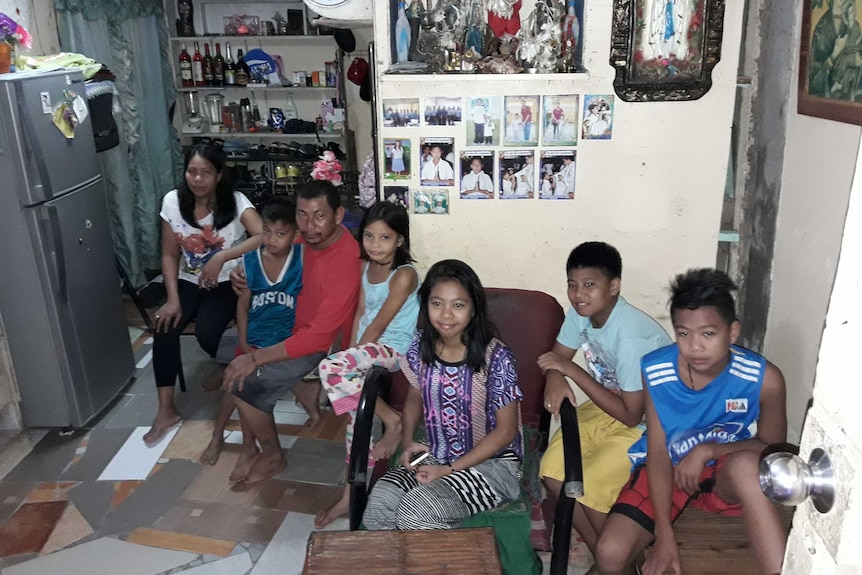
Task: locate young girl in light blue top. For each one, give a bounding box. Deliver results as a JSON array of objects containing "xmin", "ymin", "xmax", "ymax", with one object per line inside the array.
[{"xmin": 316, "ymin": 201, "xmax": 419, "ymax": 528}]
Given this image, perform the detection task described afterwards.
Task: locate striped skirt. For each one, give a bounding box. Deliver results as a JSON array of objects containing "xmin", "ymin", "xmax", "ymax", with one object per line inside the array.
[{"xmin": 363, "ymin": 451, "xmax": 522, "ymax": 530}]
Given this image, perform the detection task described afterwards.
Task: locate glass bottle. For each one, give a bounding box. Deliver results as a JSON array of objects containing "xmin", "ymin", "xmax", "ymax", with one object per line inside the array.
[
  {"xmin": 203, "ymin": 43, "xmax": 214, "ymax": 86},
  {"xmin": 235, "ymin": 49, "xmax": 250, "ymax": 86},
  {"xmin": 224, "ymin": 42, "xmax": 236, "ymax": 86},
  {"xmin": 192, "ymin": 41, "xmax": 205, "ymax": 87},
  {"xmin": 213, "ymin": 43, "xmax": 225, "ymax": 86},
  {"xmin": 283, "ymin": 94, "xmax": 298, "ymax": 121},
  {"xmin": 178, "ymin": 44, "xmax": 193, "ymax": 87}
]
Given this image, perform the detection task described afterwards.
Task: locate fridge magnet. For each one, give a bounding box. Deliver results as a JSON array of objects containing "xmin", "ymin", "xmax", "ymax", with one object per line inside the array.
[
  {"xmin": 413, "ymin": 189, "xmax": 433, "ymax": 214},
  {"xmin": 539, "ymin": 150, "xmax": 577, "ymax": 199},
  {"xmin": 799, "ymin": 0, "xmax": 862, "ymax": 125},
  {"xmin": 430, "ymin": 189, "xmax": 450, "ymax": 214},
  {"xmin": 419, "ymin": 137, "xmax": 456, "ymax": 186},
  {"xmin": 422, "ymin": 96, "xmax": 463, "ymax": 126},
  {"xmin": 504, "ymin": 96, "xmax": 540, "ymax": 146},
  {"xmin": 498, "ymin": 150, "xmax": 535, "ymax": 199},
  {"xmin": 383, "ymin": 138, "xmax": 411, "ymax": 180},
  {"xmin": 466, "ymin": 96, "xmax": 502, "ymax": 146},
  {"xmin": 541, "ymin": 95, "xmax": 579, "ymax": 146},
  {"xmin": 610, "ymin": 0, "xmax": 726, "ymax": 102},
  {"xmin": 582, "ymin": 95, "xmax": 615, "ymax": 140},
  {"xmin": 459, "ymin": 151, "xmax": 495, "ymax": 199},
  {"xmin": 382, "ymin": 98, "xmax": 420, "ymax": 127},
  {"xmin": 383, "ymin": 186, "xmax": 409, "ymax": 209}
]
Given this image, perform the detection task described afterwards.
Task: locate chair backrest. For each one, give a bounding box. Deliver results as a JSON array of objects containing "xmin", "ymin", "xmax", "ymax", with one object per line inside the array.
[{"xmin": 485, "ymin": 288, "xmax": 564, "ymax": 431}]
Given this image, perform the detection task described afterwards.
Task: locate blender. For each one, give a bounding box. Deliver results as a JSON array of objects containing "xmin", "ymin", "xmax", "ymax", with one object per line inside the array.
[
  {"xmin": 181, "ymin": 91, "xmax": 204, "ymax": 134},
  {"xmin": 204, "ymin": 94, "xmax": 225, "ymax": 131}
]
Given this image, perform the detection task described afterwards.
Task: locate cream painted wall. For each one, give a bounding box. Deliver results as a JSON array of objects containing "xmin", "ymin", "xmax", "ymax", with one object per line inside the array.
[
  {"xmin": 762, "ymin": 8, "xmax": 859, "ymax": 445},
  {"xmin": 374, "ymin": 0, "xmax": 746, "ymax": 327}
]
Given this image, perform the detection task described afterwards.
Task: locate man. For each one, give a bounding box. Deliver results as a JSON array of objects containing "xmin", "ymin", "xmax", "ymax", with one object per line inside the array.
[
  {"xmin": 556, "ymin": 156, "xmax": 576, "ymax": 199},
  {"xmin": 471, "ymin": 99, "xmax": 487, "ymax": 144},
  {"xmin": 223, "ymin": 180, "xmax": 360, "ymax": 485},
  {"xmin": 521, "ymin": 99, "xmax": 533, "ymax": 142}
]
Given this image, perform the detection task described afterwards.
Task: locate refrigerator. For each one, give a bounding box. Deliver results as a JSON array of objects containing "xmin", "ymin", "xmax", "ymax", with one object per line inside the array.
[{"xmin": 0, "ymin": 69, "xmax": 135, "ymax": 427}]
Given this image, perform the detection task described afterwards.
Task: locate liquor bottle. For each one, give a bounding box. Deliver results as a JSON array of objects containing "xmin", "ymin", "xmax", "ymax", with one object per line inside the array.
[
  {"xmin": 395, "ymin": 1, "xmax": 411, "ymax": 63},
  {"xmin": 224, "ymin": 42, "xmax": 236, "ymax": 86},
  {"xmin": 178, "ymin": 44, "xmax": 193, "ymax": 87},
  {"xmin": 192, "ymin": 41, "xmax": 205, "ymax": 87},
  {"xmin": 203, "ymin": 43, "xmax": 214, "ymax": 86},
  {"xmin": 235, "ymin": 49, "xmax": 250, "ymax": 86},
  {"xmin": 213, "ymin": 43, "xmax": 225, "ymax": 86}
]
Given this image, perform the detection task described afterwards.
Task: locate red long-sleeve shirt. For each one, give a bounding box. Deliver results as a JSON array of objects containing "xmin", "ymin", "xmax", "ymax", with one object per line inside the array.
[{"xmin": 284, "ymin": 226, "xmax": 360, "ymax": 358}]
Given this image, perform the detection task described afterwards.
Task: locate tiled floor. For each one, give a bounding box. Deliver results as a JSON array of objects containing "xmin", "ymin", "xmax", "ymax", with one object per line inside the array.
[{"xmin": 0, "ymin": 329, "xmax": 589, "ymax": 574}]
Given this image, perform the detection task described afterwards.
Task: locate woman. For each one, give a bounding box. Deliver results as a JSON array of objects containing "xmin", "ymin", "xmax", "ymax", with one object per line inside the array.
[{"xmin": 144, "ymin": 143, "xmax": 263, "ymax": 445}]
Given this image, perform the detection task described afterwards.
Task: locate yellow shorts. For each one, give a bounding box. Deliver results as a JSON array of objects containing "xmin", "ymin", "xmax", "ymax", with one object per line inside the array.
[{"xmin": 539, "ymin": 400, "xmax": 644, "ymax": 513}]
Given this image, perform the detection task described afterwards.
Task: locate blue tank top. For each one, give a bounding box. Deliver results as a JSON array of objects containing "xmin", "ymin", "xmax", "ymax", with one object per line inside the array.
[
  {"xmin": 356, "ymin": 263, "xmax": 419, "ymax": 355},
  {"xmin": 244, "ymin": 244, "xmax": 303, "ymax": 348},
  {"xmin": 628, "ymin": 343, "xmax": 764, "ymax": 468}
]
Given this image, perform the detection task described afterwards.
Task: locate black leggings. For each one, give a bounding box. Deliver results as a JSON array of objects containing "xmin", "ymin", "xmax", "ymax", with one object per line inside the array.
[{"xmin": 153, "ymin": 279, "xmax": 237, "ymax": 387}]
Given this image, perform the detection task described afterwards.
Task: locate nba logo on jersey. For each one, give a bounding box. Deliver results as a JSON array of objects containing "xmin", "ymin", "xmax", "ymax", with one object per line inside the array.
[{"xmin": 726, "ymin": 398, "xmax": 749, "ymax": 413}]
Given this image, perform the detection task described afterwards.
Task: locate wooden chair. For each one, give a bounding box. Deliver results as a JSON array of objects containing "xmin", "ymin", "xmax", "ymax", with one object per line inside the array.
[{"xmin": 347, "ymin": 288, "xmax": 583, "ymax": 575}]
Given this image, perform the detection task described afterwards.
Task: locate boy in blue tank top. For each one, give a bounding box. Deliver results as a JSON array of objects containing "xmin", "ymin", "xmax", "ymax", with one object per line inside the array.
[
  {"xmin": 595, "ymin": 269, "xmax": 788, "ymax": 575},
  {"xmin": 200, "ymin": 197, "xmax": 303, "ymax": 473}
]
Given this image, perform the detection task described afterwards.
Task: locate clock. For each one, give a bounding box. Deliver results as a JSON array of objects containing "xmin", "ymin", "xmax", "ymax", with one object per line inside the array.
[{"xmin": 303, "ymin": 0, "xmax": 371, "ymax": 21}]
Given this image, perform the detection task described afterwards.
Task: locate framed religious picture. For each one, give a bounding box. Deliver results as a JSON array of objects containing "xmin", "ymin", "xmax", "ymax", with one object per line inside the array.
[
  {"xmin": 799, "ymin": 0, "xmax": 862, "ymax": 125},
  {"xmin": 609, "ymin": 0, "xmax": 726, "ymax": 102}
]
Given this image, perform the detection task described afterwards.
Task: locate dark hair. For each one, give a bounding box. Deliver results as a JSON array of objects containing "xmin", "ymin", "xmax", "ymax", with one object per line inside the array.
[
  {"xmin": 261, "ymin": 197, "xmax": 297, "ymax": 227},
  {"xmin": 358, "ymin": 202, "xmax": 414, "ymax": 270},
  {"xmin": 669, "ymin": 268, "xmax": 738, "ymax": 326},
  {"xmin": 298, "ymin": 179, "xmax": 341, "ymax": 212},
  {"xmin": 178, "ymin": 144, "xmax": 236, "ymax": 230},
  {"xmin": 566, "ymin": 241, "xmax": 622, "ymax": 280},
  {"xmin": 418, "ymin": 260, "xmax": 496, "ymax": 372}
]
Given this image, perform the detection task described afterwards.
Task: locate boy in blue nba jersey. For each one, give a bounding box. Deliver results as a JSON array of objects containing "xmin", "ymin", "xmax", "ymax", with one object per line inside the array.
[
  {"xmin": 200, "ymin": 197, "xmax": 303, "ymax": 477},
  {"xmin": 595, "ymin": 269, "xmax": 787, "ymax": 575}
]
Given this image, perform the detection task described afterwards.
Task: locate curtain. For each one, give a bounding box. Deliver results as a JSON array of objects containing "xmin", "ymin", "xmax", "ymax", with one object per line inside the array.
[{"xmin": 54, "ymin": 0, "xmax": 182, "ymax": 287}]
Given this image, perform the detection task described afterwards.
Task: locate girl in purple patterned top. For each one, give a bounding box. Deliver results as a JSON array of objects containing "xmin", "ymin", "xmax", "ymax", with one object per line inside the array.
[{"xmin": 363, "ymin": 260, "xmax": 524, "ymax": 530}]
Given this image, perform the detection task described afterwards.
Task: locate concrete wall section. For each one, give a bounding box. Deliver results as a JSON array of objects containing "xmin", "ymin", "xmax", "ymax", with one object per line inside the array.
[
  {"xmin": 762, "ymin": 4, "xmax": 859, "ymax": 444},
  {"xmin": 374, "ymin": 0, "xmax": 747, "ymax": 324}
]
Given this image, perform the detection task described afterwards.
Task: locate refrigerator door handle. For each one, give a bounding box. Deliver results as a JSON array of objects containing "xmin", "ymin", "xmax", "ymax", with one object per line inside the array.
[
  {"xmin": 16, "ymin": 88, "xmax": 50, "ymax": 200},
  {"xmin": 46, "ymin": 204, "xmax": 67, "ymax": 304}
]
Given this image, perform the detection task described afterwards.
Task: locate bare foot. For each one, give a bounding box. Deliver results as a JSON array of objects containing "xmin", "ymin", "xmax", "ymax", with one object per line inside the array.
[
  {"xmin": 199, "ymin": 435, "xmax": 225, "ymax": 465},
  {"xmin": 314, "ymin": 492, "xmax": 350, "ymax": 529},
  {"xmin": 293, "ymin": 382, "xmax": 321, "ymax": 427},
  {"xmin": 370, "ymin": 418, "xmax": 402, "ymax": 461},
  {"xmin": 240, "ymin": 449, "xmax": 286, "ymax": 486},
  {"xmin": 201, "ymin": 369, "xmax": 224, "ymax": 392},
  {"xmin": 143, "ymin": 412, "xmax": 182, "ymax": 445},
  {"xmin": 229, "ymin": 445, "xmax": 261, "ymax": 483}
]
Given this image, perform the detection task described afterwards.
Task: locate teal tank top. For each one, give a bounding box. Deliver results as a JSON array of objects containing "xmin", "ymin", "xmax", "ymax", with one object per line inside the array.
[{"xmin": 356, "ymin": 263, "xmax": 419, "ymax": 355}]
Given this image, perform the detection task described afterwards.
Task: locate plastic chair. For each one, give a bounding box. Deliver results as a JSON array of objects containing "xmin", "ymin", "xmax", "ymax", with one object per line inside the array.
[{"xmin": 347, "ymin": 288, "xmax": 582, "ymax": 574}]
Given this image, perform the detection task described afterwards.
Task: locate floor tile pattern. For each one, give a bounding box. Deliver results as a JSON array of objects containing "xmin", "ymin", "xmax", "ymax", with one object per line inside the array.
[{"xmin": 0, "ymin": 332, "xmax": 590, "ymax": 575}]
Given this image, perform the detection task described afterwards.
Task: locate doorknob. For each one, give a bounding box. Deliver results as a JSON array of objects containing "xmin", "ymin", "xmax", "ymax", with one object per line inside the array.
[{"xmin": 759, "ymin": 447, "xmax": 835, "ymax": 513}]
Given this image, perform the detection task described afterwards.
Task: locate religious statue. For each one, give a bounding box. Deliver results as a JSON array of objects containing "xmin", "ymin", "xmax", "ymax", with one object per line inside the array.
[{"xmin": 176, "ymin": 0, "xmax": 196, "ymax": 37}]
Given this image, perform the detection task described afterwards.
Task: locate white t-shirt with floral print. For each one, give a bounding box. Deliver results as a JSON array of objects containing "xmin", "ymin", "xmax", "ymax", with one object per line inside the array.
[{"xmin": 160, "ymin": 190, "xmax": 255, "ymax": 284}]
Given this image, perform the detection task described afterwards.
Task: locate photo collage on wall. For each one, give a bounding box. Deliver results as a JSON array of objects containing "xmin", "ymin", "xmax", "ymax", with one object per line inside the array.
[{"xmin": 379, "ymin": 94, "xmax": 615, "ymax": 211}]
